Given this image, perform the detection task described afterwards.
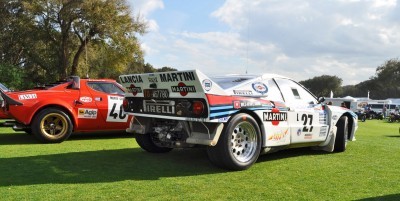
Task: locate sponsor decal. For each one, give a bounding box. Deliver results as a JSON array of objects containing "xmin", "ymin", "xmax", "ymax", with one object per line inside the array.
[
  {"xmin": 233, "ymin": 100, "xmax": 264, "ymax": 109},
  {"xmin": 18, "ymin": 93, "xmax": 37, "ymax": 100},
  {"xmin": 119, "ymin": 75, "xmax": 143, "ymax": 83},
  {"xmin": 218, "ymin": 117, "xmax": 230, "ymax": 122},
  {"xmin": 233, "ymin": 101, "xmax": 241, "ymax": 109},
  {"xmin": 263, "ymin": 108, "xmax": 288, "ymax": 126},
  {"xmin": 233, "ymin": 90, "xmax": 253, "ymax": 95},
  {"xmin": 148, "ymin": 74, "xmax": 158, "ymax": 83},
  {"xmin": 268, "ymin": 129, "xmax": 289, "ymax": 141},
  {"xmin": 79, "ymin": 96, "xmax": 92, "ymax": 103},
  {"xmin": 78, "ymin": 108, "xmax": 98, "ymax": 119},
  {"xmin": 159, "ymin": 72, "xmax": 196, "ymax": 82},
  {"xmin": 171, "ymin": 82, "xmax": 196, "ymax": 96},
  {"xmin": 297, "ymin": 128, "xmax": 302, "ymax": 136},
  {"xmin": 143, "ymin": 100, "xmax": 175, "ymax": 114},
  {"xmin": 126, "ymin": 84, "xmax": 142, "ymax": 96},
  {"xmin": 304, "ymin": 133, "xmax": 313, "ymax": 139},
  {"xmin": 202, "ymin": 79, "xmax": 212, "ymax": 91},
  {"xmin": 252, "ymin": 82, "xmax": 268, "ymax": 95},
  {"xmin": 95, "ymin": 97, "xmax": 101, "ymax": 101}
]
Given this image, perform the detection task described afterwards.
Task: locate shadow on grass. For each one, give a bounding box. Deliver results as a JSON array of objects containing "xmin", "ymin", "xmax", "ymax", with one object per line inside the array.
[
  {"xmin": 0, "ymin": 145, "xmax": 329, "ymax": 186},
  {"xmin": 256, "ymin": 147, "xmax": 327, "ymax": 163},
  {"xmin": 385, "ymin": 135, "xmax": 400, "ymax": 138},
  {"xmin": 0, "ymin": 148, "xmax": 224, "ymax": 186},
  {"xmin": 0, "ymin": 132, "xmax": 38, "ymax": 145},
  {"xmin": 356, "ymin": 193, "xmax": 400, "ymax": 201},
  {"xmin": 0, "ymin": 131, "xmax": 134, "ymax": 145}
]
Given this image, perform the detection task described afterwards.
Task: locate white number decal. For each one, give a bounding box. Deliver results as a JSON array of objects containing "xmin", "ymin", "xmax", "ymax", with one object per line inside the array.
[{"xmin": 107, "ymin": 96, "xmax": 128, "ymax": 122}]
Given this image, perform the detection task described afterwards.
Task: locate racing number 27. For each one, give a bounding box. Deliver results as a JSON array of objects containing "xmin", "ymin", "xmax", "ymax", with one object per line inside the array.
[{"xmin": 298, "ymin": 114, "xmax": 313, "ymax": 132}]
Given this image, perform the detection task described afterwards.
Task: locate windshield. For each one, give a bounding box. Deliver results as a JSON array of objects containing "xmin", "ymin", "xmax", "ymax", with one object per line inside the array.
[{"xmin": 210, "ymin": 75, "xmax": 257, "ymax": 89}]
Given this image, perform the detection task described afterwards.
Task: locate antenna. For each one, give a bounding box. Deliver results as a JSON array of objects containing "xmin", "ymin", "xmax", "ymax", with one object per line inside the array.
[{"xmin": 245, "ymin": 0, "xmax": 250, "ymax": 74}]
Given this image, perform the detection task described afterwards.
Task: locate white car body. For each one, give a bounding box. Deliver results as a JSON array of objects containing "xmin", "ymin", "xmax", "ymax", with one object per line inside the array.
[{"xmin": 119, "ymin": 70, "xmax": 357, "ymax": 170}]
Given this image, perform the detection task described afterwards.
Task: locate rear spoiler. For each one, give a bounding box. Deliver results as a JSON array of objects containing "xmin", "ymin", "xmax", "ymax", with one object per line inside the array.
[{"xmin": 0, "ymin": 88, "xmax": 23, "ymax": 106}]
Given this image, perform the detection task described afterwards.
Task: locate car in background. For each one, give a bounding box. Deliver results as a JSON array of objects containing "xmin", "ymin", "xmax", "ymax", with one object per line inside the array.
[
  {"xmin": 119, "ymin": 70, "xmax": 358, "ymax": 170},
  {"xmin": 0, "ymin": 83, "xmax": 11, "ymax": 119},
  {"xmin": 0, "ymin": 76, "xmax": 132, "ymax": 143}
]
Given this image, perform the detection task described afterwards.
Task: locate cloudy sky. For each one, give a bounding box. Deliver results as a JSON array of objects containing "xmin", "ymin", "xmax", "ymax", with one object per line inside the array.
[{"xmin": 127, "ymin": 0, "xmax": 400, "ymax": 85}]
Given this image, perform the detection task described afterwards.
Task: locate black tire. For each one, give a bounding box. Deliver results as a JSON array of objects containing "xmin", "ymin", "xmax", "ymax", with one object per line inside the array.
[
  {"xmin": 31, "ymin": 108, "xmax": 73, "ymax": 143},
  {"xmin": 334, "ymin": 116, "xmax": 348, "ymax": 152},
  {"xmin": 207, "ymin": 113, "xmax": 261, "ymax": 170},
  {"xmin": 361, "ymin": 115, "xmax": 366, "ymax": 122},
  {"xmin": 23, "ymin": 128, "xmax": 32, "ymax": 135},
  {"xmin": 135, "ymin": 133, "xmax": 173, "ymax": 153}
]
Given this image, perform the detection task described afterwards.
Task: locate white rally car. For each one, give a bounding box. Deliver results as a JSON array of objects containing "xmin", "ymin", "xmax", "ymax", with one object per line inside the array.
[{"xmin": 119, "ymin": 70, "xmax": 357, "ymax": 170}]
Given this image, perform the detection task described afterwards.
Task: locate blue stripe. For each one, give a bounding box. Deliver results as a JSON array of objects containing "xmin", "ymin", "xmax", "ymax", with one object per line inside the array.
[{"xmin": 210, "ymin": 105, "xmax": 233, "ymax": 111}]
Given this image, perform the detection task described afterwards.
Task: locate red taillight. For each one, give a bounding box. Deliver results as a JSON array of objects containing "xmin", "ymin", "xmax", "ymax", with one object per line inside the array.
[
  {"xmin": 192, "ymin": 101, "xmax": 204, "ymax": 116},
  {"xmin": 122, "ymin": 98, "xmax": 129, "ymax": 112}
]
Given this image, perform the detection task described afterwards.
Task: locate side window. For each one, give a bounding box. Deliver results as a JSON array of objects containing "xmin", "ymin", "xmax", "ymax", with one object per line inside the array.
[
  {"xmin": 274, "ymin": 78, "xmax": 317, "ymax": 105},
  {"xmin": 87, "ymin": 82, "xmax": 125, "ymax": 96}
]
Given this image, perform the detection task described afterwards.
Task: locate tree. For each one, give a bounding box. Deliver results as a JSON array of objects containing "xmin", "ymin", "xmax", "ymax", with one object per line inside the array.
[
  {"xmin": 1, "ymin": 0, "xmax": 146, "ymax": 84},
  {"xmin": 299, "ymin": 75, "xmax": 343, "ymax": 97}
]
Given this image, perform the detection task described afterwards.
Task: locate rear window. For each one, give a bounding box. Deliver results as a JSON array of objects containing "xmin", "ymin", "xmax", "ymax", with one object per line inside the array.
[{"xmin": 211, "ymin": 75, "xmax": 257, "ymax": 89}]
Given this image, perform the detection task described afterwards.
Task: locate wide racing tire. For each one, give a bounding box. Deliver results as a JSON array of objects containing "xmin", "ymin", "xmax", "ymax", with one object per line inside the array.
[
  {"xmin": 32, "ymin": 108, "xmax": 73, "ymax": 143},
  {"xmin": 207, "ymin": 113, "xmax": 261, "ymax": 170},
  {"xmin": 135, "ymin": 133, "xmax": 173, "ymax": 153},
  {"xmin": 334, "ymin": 116, "xmax": 348, "ymax": 152}
]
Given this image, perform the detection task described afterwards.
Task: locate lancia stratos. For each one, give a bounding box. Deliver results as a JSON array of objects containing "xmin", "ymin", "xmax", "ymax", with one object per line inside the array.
[
  {"xmin": 0, "ymin": 76, "xmax": 132, "ymax": 143},
  {"xmin": 119, "ymin": 70, "xmax": 357, "ymax": 170}
]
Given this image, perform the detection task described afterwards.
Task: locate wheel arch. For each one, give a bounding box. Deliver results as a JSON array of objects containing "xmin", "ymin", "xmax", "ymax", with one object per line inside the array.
[
  {"xmin": 230, "ymin": 109, "xmax": 265, "ymax": 146},
  {"xmin": 338, "ymin": 112, "xmax": 355, "ymax": 140},
  {"xmin": 30, "ymin": 104, "xmax": 76, "ymax": 131}
]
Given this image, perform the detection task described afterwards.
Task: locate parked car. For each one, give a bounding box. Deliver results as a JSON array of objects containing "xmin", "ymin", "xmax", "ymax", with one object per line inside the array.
[
  {"xmin": 119, "ymin": 70, "xmax": 358, "ymax": 170},
  {"xmin": 0, "ymin": 83, "xmax": 11, "ymax": 119},
  {"xmin": 0, "ymin": 76, "xmax": 132, "ymax": 143}
]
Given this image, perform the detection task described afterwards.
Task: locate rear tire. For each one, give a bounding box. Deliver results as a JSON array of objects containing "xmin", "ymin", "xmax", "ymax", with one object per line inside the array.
[
  {"xmin": 135, "ymin": 133, "xmax": 173, "ymax": 153},
  {"xmin": 207, "ymin": 113, "xmax": 261, "ymax": 170},
  {"xmin": 32, "ymin": 108, "xmax": 73, "ymax": 143},
  {"xmin": 334, "ymin": 116, "xmax": 348, "ymax": 152}
]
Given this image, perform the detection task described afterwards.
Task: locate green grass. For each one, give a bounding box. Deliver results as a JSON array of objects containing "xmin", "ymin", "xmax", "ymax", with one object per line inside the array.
[{"xmin": 1, "ymin": 120, "xmax": 400, "ymax": 200}]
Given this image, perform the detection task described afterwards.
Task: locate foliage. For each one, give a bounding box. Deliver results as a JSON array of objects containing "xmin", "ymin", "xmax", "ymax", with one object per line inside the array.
[
  {"xmin": 299, "ymin": 75, "xmax": 342, "ymax": 97},
  {"xmin": 0, "ymin": 120, "xmax": 399, "ymax": 200},
  {"xmin": 341, "ymin": 58, "xmax": 400, "ymax": 99},
  {"xmin": 0, "ymin": 63, "xmax": 29, "ymax": 90},
  {"xmin": 0, "ymin": 0, "xmax": 147, "ymax": 87}
]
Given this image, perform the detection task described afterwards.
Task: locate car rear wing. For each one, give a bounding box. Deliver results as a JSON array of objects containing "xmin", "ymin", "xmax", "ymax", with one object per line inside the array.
[
  {"xmin": 119, "ymin": 70, "xmax": 226, "ymax": 99},
  {"xmin": 0, "ymin": 88, "xmax": 23, "ymax": 107}
]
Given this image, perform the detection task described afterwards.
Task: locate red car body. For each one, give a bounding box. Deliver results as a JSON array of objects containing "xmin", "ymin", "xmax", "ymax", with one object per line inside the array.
[{"xmin": 0, "ymin": 76, "xmax": 132, "ymax": 142}]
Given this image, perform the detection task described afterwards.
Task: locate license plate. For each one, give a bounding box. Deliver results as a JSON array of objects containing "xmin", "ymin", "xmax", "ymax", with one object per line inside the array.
[{"xmin": 143, "ymin": 89, "xmax": 169, "ymax": 99}]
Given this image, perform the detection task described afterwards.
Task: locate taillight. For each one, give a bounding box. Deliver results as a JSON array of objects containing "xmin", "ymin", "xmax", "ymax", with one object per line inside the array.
[
  {"xmin": 122, "ymin": 98, "xmax": 129, "ymax": 112},
  {"xmin": 192, "ymin": 101, "xmax": 204, "ymax": 116}
]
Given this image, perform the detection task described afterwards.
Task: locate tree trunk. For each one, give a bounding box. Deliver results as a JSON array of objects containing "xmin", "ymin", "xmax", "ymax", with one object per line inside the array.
[{"xmin": 71, "ymin": 37, "xmax": 89, "ymax": 76}]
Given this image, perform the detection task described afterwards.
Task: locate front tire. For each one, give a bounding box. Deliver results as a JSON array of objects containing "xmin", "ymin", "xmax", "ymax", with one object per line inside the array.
[
  {"xmin": 334, "ymin": 116, "xmax": 348, "ymax": 152},
  {"xmin": 32, "ymin": 108, "xmax": 73, "ymax": 143},
  {"xmin": 135, "ymin": 133, "xmax": 173, "ymax": 153},
  {"xmin": 207, "ymin": 113, "xmax": 261, "ymax": 170}
]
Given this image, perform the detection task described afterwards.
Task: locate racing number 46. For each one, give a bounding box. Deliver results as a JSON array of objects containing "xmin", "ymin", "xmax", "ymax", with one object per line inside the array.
[{"xmin": 298, "ymin": 114, "xmax": 313, "ymax": 132}]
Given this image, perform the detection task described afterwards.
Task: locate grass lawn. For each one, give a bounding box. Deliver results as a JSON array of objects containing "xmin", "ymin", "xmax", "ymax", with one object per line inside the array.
[{"xmin": 0, "ymin": 120, "xmax": 400, "ymax": 200}]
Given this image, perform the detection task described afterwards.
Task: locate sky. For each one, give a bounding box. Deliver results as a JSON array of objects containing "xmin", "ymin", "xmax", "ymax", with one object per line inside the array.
[{"xmin": 126, "ymin": 0, "xmax": 400, "ymax": 85}]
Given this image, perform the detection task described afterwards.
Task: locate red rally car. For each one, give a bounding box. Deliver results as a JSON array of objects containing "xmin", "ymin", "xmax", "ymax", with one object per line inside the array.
[{"xmin": 0, "ymin": 76, "xmax": 132, "ymax": 143}]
